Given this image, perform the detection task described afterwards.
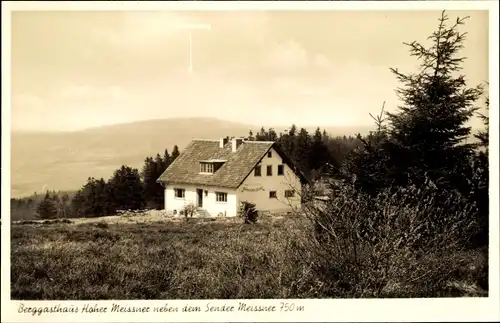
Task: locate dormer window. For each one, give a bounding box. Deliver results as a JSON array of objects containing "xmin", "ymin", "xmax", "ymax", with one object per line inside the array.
[
  {"xmin": 199, "ymin": 159, "xmax": 226, "ymax": 174},
  {"xmin": 200, "ymin": 162, "xmax": 214, "ymax": 173}
]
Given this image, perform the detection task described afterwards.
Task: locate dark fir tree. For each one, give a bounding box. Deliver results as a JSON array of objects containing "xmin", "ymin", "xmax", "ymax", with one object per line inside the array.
[
  {"xmin": 268, "ymin": 128, "xmax": 278, "ymax": 141},
  {"xmin": 153, "ymin": 153, "xmax": 168, "ymax": 208},
  {"xmin": 342, "ymin": 104, "xmax": 396, "ymax": 194},
  {"xmin": 248, "ymin": 130, "xmax": 255, "ymax": 141},
  {"xmin": 255, "ymin": 127, "xmax": 268, "ymax": 141},
  {"xmin": 36, "ymin": 191, "xmax": 58, "ymax": 220},
  {"xmin": 56, "ymin": 193, "xmax": 71, "ymax": 218},
  {"xmin": 295, "ymin": 128, "xmax": 312, "ymax": 175},
  {"xmin": 285, "ymin": 124, "xmax": 298, "ymax": 160},
  {"xmin": 71, "ymin": 190, "xmax": 85, "ymax": 218},
  {"xmin": 309, "ymin": 127, "xmax": 331, "ymax": 172},
  {"xmin": 73, "ymin": 177, "xmax": 113, "ymax": 217},
  {"xmin": 171, "ymin": 145, "xmax": 180, "ymax": 163},
  {"xmin": 108, "ymin": 166, "xmax": 144, "ymax": 211},
  {"xmin": 141, "ymin": 156, "xmax": 157, "ymax": 208},
  {"xmin": 163, "ymin": 148, "xmax": 170, "ymax": 168},
  {"xmin": 386, "ymin": 11, "xmax": 484, "ymax": 189}
]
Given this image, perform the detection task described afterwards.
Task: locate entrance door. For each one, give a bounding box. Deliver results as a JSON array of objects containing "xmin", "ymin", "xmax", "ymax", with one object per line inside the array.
[{"xmin": 196, "ymin": 189, "xmax": 203, "ymax": 207}]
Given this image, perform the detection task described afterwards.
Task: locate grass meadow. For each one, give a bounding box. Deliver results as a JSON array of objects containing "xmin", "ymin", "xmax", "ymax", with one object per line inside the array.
[{"xmin": 11, "ymin": 212, "xmax": 488, "ymax": 300}]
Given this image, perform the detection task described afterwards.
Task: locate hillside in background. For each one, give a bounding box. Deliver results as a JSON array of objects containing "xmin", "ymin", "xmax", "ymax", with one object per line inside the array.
[{"xmin": 11, "ymin": 117, "xmax": 372, "ymax": 198}]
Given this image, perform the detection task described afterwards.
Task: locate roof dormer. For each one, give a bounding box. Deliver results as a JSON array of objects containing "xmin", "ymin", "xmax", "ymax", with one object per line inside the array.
[{"xmin": 199, "ymin": 159, "xmax": 227, "ymax": 174}]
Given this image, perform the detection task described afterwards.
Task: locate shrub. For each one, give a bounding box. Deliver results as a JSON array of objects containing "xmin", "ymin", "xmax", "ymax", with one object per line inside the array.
[
  {"xmin": 299, "ymin": 179, "xmax": 481, "ymax": 297},
  {"xmin": 238, "ymin": 201, "xmax": 258, "ymax": 224},
  {"xmin": 181, "ymin": 203, "xmax": 197, "ymax": 219}
]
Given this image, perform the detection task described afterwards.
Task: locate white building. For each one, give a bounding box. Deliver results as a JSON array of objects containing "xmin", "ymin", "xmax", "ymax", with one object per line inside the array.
[{"xmin": 156, "ymin": 137, "xmax": 309, "ymax": 217}]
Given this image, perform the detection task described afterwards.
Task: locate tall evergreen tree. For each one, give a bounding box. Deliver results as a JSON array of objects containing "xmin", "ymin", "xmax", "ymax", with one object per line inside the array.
[
  {"xmin": 141, "ymin": 148, "xmax": 173, "ymax": 209},
  {"xmin": 74, "ymin": 177, "xmax": 113, "ymax": 217},
  {"xmin": 171, "ymin": 145, "xmax": 180, "ymax": 162},
  {"xmin": 309, "ymin": 127, "xmax": 331, "ymax": 172},
  {"xmin": 36, "ymin": 191, "xmax": 58, "ymax": 219},
  {"xmin": 142, "ymin": 157, "xmax": 157, "ymax": 208},
  {"xmin": 296, "ymin": 128, "xmax": 312, "ymax": 175},
  {"xmin": 71, "ymin": 190, "xmax": 85, "ymax": 218},
  {"xmin": 108, "ymin": 166, "xmax": 144, "ymax": 211},
  {"xmin": 248, "ymin": 130, "xmax": 255, "ymax": 141},
  {"xmin": 255, "ymin": 127, "xmax": 268, "ymax": 141},
  {"xmin": 268, "ymin": 128, "xmax": 278, "ymax": 141},
  {"xmin": 153, "ymin": 154, "xmax": 168, "ymax": 208},
  {"xmin": 343, "ymin": 105, "xmax": 395, "ymax": 194},
  {"xmin": 285, "ymin": 124, "xmax": 298, "ymax": 161},
  {"xmin": 386, "ymin": 11, "xmax": 484, "ymax": 188},
  {"xmin": 56, "ymin": 193, "xmax": 71, "ymax": 218},
  {"xmin": 163, "ymin": 149, "xmax": 171, "ymax": 168}
]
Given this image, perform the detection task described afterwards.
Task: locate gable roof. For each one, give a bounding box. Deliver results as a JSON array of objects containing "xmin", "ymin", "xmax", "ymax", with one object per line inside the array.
[{"xmin": 157, "ymin": 139, "xmax": 308, "ymax": 189}]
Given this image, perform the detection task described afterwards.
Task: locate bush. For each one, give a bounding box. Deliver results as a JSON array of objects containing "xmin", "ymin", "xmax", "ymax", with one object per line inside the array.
[
  {"xmin": 299, "ymin": 179, "xmax": 481, "ymax": 297},
  {"xmin": 238, "ymin": 201, "xmax": 258, "ymax": 224},
  {"xmin": 181, "ymin": 203, "xmax": 197, "ymax": 219}
]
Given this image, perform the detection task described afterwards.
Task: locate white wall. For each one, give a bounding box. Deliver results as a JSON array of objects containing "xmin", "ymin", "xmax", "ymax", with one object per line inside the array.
[
  {"xmin": 164, "ymin": 184, "xmax": 238, "ymax": 217},
  {"xmin": 237, "ymin": 147, "xmax": 302, "ymax": 213}
]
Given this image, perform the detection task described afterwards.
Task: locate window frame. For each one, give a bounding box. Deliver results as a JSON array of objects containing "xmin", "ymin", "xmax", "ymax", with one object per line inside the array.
[
  {"xmin": 215, "ymin": 192, "xmax": 228, "ymax": 203},
  {"xmin": 284, "ymin": 190, "xmax": 295, "ymax": 198},
  {"xmin": 174, "ymin": 188, "xmax": 185, "ymax": 199},
  {"xmin": 254, "ymin": 165, "xmax": 262, "ymax": 177},
  {"xmin": 277, "ymin": 164, "xmax": 284, "ymax": 176},
  {"xmin": 269, "ymin": 191, "xmax": 277, "ymax": 199},
  {"xmin": 200, "ymin": 162, "xmax": 214, "ymax": 173},
  {"xmin": 266, "ymin": 165, "xmax": 273, "ymax": 176}
]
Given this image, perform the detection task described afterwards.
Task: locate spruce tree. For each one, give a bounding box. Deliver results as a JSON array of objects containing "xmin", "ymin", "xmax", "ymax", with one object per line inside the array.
[
  {"xmin": 386, "ymin": 11, "xmax": 484, "ymax": 188},
  {"xmin": 309, "ymin": 127, "xmax": 331, "ymax": 172},
  {"xmin": 248, "ymin": 130, "xmax": 255, "ymax": 141},
  {"xmin": 296, "ymin": 128, "xmax": 312, "ymax": 175},
  {"xmin": 71, "ymin": 190, "xmax": 85, "ymax": 217},
  {"xmin": 171, "ymin": 145, "xmax": 180, "ymax": 162},
  {"xmin": 76, "ymin": 177, "xmax": 113, "ymax": 217},
  {"xmin": 268, "ymin": 128, "xmax": 278, "ymax": 141},
  {"xmin": 108, "ymin": 166, "xmax": 144, "ymax": 211},
  {"xmin": 141, "ymin": 157, "xmax": 156, "ymax": 208},
  {"xmin": 36, "ymin": 191, "xmax": 58, "ymax": 220},
  {"xmin": 163, "ymin": 149, "xmax": 170, "ymax": 168},
  {"xmin": 286, "ymin": 124, "xmax": 298, "ymax": 161},
  {"xmin": 153, "ymin": 153, "xmax": 167, "ymax": 209}
]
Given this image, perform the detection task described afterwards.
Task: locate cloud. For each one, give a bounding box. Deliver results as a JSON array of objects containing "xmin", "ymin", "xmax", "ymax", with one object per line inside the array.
[
  {"xmin": 265, "ymin": 40, "xmax": 309, "ymax": 70},
  {"xmin": 94, "ymin": 12, "xmax": 189, "ymax": 49},
  {"xmin": 263, "ymin": 40, "xmax": 333, "ymax": 75}
]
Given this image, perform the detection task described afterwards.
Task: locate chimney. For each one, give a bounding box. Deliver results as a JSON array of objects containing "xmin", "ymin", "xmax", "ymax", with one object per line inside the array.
[
  {"xmin": 219, "ymin": 136, "xmax": 229, "ymax": 148},
  {"xmin": 231, "ymin": 137, "xmax": 244, "ymax": 152}
]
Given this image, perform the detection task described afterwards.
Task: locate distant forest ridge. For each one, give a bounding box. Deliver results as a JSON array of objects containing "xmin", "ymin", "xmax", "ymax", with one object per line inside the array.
[
  {"xmin": 10, "ymin": 117, "xmax": 482, "ymax": 200},
  {"xmin": 12, "ymin": 117, "xmax": 375, "ymax": 136},
  {"xmin": 10, "ymin": 118, "xmax": 372, "ymax": 199}
]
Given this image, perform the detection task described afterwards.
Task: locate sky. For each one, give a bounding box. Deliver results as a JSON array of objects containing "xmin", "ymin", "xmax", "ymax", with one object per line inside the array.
[{"xmin": 11, "ymin": 9, "xmax": 489, "ymax": 132}]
